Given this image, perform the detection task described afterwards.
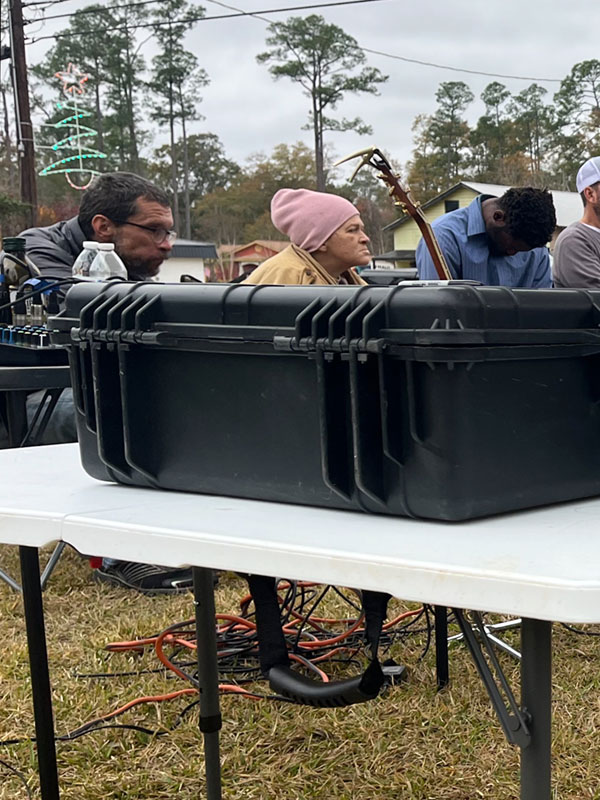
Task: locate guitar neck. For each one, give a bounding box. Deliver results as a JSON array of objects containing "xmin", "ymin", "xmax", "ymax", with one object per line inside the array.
[
  {"xmin": 412, "ymin": 212, "xmax": 453, "ymax": 281},
  {"xmin": 375, "ymin": 160, "xmax": 453, "ymax": 281}
]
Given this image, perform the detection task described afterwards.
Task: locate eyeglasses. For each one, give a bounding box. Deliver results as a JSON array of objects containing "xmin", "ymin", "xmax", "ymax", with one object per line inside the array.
[{"xmin": 121, "ymin": 221, "xmax": 177, "ymax": 245}]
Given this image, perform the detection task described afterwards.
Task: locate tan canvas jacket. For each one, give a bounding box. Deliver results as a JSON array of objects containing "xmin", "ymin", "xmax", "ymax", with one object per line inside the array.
[{"xmin": 242, "ymin": 244, "xmax": 367, "ymax": 286}]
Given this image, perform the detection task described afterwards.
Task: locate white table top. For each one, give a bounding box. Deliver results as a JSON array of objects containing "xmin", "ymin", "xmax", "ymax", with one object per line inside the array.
[{"xmin": 1, "ymin": 443, "xmax": 599, "ymax": 623}]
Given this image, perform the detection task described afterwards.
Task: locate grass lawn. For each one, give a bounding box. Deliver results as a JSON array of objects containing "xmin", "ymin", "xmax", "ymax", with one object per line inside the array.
[{"xmin": 1, "ymin": 543, "xmax": 600, "ymax": 799}]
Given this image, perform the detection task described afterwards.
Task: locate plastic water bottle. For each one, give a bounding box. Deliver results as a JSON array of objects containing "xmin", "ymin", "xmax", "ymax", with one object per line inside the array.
[
  {"xmin": 72, "ymin": 241, "xmax": 99, "ymax": 279},
  {"xmin": 89, "ymin": 243, "xmax": 128, "ymax": 281}
]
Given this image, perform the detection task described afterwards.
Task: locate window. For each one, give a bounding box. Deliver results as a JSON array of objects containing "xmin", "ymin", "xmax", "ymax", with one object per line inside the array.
[{"xmin": 445, "ymin": 200, "xmax": 459, "ymax": 213}]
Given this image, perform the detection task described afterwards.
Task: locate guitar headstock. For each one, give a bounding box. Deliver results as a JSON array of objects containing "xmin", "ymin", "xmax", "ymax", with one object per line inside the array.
[
  {"xmin": 335, "ymin": 146, "xmax": 420, "ymax": 218},
  {"xmin": 334, "ymin": 146, "xmax": 452, "ymax": 281}
]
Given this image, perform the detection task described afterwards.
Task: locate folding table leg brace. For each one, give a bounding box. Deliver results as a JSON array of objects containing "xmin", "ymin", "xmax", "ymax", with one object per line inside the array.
[
  {"xmin": 193, "ymin": 567, "xmax": 223, "ymax": 800},
  {"xmin": 19, "ymin": 546, "xmax": 60, "ymax": 800},
  {"xmin": 453, "ymin": 609, "xmax": 552, "ymax": 800}
]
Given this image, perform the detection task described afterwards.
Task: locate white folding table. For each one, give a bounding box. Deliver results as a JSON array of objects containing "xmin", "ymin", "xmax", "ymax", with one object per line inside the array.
[{"xmin": 2, "ymin": 443, "xmax": 599, "ymax": 800}]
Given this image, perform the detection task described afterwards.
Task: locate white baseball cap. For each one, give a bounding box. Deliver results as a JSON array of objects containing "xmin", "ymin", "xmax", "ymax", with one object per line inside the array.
[{"xmin": 576, "ymin": 156, "xmax": 600, "ymax": 193}]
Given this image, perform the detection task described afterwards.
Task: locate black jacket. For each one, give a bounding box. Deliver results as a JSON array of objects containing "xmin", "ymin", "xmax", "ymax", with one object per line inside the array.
[{"xmin": 18, "ymin": 217, "xmax": 86, "ymax": 281}]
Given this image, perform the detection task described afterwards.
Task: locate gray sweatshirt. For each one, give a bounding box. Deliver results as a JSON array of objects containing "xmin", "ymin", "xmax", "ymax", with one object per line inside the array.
[{"xmin": 553, "ymin": 221, "xmax": 600, "ymax": 288}]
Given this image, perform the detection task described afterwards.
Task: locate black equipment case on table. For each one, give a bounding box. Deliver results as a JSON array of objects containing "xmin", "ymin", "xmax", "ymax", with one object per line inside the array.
[{"xmin": 50, "ymin": 281, "xmax": 600, "ymax": 521}]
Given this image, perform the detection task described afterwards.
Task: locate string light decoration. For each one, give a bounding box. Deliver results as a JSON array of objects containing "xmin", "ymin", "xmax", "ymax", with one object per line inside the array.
[{"xmin": 39, "ymin": 62, "xmax": 107, "ymax": 190}]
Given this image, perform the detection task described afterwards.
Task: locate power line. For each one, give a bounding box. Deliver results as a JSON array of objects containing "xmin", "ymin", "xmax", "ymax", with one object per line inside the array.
[
  {"xmin": 205, "ymin": 0, "xmax": 271, "ymax": 22},
  {"xmin": 23, "ymin": 0, "xmax": 164, "ymax": 24},
  {"xmin": 22, "ymin": 0, "xmax": 564, "ymax": 84},
  {"xmin": 205, "ymin": 0, "xmax": 563, "ymax": 83},
  {"xmin": 361, "ymin": 47, "xmax": 562, "ymax": 84},
  {"xmin": 22, "ymin": 0, "xmax": 72, "ymax": 6},
  {"xmin": 26, "ymin": 0, "xmax": 391, "ymax": 42}
]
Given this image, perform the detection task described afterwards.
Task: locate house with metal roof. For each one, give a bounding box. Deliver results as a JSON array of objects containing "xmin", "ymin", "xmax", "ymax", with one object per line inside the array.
[
  {"xmin": 379, "ymin": 182, "xmax": 583, "ymax": 269},
  {"xmin": 158, "ymin": 238, "xmax": 218, "ymax": 283},
  {"xmin": 216, "ymin": 240, "xmax": 289, "ymax": 281}
]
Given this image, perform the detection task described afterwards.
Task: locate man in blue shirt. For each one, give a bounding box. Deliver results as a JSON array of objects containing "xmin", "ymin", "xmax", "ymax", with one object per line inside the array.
[{"xmin": 416, "ymin": 188, "xmax": 556, "ymax": 287}]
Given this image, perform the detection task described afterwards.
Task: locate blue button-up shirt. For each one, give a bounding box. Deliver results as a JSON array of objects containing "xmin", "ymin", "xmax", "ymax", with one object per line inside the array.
[{"xmin": 415, "ymin": 196, "xmax": 551, "ymax": 287}]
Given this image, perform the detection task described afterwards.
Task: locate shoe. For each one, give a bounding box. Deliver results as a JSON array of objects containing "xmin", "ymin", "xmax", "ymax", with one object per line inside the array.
[{"xmin": 94, "ymin": 561, "xmax": 193, "ymax": 595}]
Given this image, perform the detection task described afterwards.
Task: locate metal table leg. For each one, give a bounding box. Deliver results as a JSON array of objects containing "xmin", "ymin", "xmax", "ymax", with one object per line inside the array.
[
  {"xmin": 5, "ymin": 391, "xmax": 28, "ymax": 448},
  {"xmin": 193, "ymin": 567, "xmax": 222, "ymax": 800},
  {"xmin": 434, "ymin": 605, "xmax": 449, "ymax": 689},
  {"xmin": 0, "ymin": 565, "xmax": 22, "ymax": 592},
  {"xmin": 19, "ymin": 546, "xmax": 60, "ymax": 800},
  {"xmin": 520, "ymin": 618, "xmax": 552, "ymax": 800}
]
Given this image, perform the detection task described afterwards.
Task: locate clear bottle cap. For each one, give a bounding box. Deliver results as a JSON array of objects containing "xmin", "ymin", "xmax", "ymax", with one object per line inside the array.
[
  {"xmin": 97, "ymin": 242, "xmax": 115, "ymax": 251},
  {"xmin": 82, "ymin": 241, "xmax": 99, "ymax": 249}
]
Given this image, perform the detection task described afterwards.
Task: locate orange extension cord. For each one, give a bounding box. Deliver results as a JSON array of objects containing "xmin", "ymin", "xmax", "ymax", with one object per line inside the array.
[{"xmin": 80, "ymin": 583, "xmax": 424, "ymax": 730}]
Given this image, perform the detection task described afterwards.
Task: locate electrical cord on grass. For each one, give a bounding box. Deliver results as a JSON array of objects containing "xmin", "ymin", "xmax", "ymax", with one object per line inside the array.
[{"xmin": 1, "ymin": 582, "xmax": 426, "ymax": 750}]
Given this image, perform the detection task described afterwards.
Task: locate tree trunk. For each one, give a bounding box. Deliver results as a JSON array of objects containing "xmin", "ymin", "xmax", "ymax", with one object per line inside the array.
[
  {"xmin": 178, "ymin": 84, "xmax": 192, "ymax": 239},
  {"xmin": 122, "ymin": 24, "xmax": 140, "ymax": 172},
  {"xmin": 93, "ymin": 57, "xmax": 104, "ymax": 156},
  {"xmin": 1, "ymin": 81, "xmax": 15, "ymax": 187},
  {"xmin": 313, "ymin": 70, "xmax": 325, "ymax": 191},
  {"xmin": 169, "ymin": 83, "xmax": 179, "ymax": 232}
]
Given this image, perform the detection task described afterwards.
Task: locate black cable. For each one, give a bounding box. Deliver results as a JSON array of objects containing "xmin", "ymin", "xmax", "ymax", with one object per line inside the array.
[
  {"xmin": 59, "ymin": 722, "xmax": 167, "ymax": 741},
  {"xmin": 561, "ymin": 622, "xmax": 600, "ymax": 637},
  {"xmin": 292, "ymin": 584, "xmax": 331, "ymax": 651},
  {"xmin": 0, "ymin": 275, "xmax": 126, "ymax": 315},
  {"xmin": 416, "ymin": 605, "xmax": 433, "ymax": 663},
  {"xmin": 0, "ymin": 757, "xmax": 33, "ymax": 799},
  {"xmin": 332, "ymin": 585, "xmax": 362, "ymax": 614},
  {"xmin": 0, "ymin": 278, "xmax": 77, "ymax": 313},
  {"xmin": 75, "ymin": 667, "xmax": 169, "ymax": 678}
]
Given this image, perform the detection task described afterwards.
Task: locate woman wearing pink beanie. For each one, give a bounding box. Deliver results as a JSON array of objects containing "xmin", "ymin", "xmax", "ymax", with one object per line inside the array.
[{"xmin": 243, "ymin": 188, "xmax": 371, "ymax": 285}]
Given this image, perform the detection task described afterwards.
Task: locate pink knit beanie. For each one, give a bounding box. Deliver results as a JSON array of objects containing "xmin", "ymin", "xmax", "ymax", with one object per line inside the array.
[{"xmin": 270, "ymin": 188, "xmax": 359, "ymax": 253}]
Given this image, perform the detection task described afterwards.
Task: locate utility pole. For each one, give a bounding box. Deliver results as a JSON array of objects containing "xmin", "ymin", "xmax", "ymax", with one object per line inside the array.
[{"xmin": 8, "ymin": 0, "xmax": 37, "ymax": 227}]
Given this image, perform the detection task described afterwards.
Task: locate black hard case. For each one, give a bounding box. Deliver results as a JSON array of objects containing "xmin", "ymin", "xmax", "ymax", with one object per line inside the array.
[{"xmin": 50, "ymin": 281, "xmax": 600, "ymax": 521}]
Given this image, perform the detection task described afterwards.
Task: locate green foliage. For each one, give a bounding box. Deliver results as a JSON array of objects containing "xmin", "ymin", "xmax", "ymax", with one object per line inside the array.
[
  {"xmin": 148, "ymin": 133, "xmax": 240, "ymax": 208},
  {"xmin": 408, "ymin": 62, "xmax": 599, "ymax": 196},
  {"xmin": 33, "ymin": 4, "xmax": 149, "ymax": 172},
  {"xmin": 553, "ymin": 59, "xmax": 600, "ymax": 181},
  {"xmin": 257, "ymin": 15, "xmax": 387, "ymax": 190},
  {"xmin": 0, "ymin": 193, "xmax": 31, "ymax": 239},
  {"xmin": 147, "ymin": 0, "xmax": 208, "ymax": 236},
  {"xmin": 429, "ymin": 81, "xmax": 474, "ymax": 184},
  {"xmin": 192, "ymin": 142, "xmax": 317, "ymax": 244}
]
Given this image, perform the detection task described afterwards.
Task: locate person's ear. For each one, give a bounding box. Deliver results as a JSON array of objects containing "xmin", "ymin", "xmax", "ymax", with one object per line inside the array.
[
  {"xmin": 91, "ymin": 214, "xmax": 116, "ymax": 242},
  {"xmin": 315, "ymin": 242, "xmax": 328, "ymax": 253},
  {"xmin": 492, "ymin": 209, "xmax": 506, "ymax": 224}
]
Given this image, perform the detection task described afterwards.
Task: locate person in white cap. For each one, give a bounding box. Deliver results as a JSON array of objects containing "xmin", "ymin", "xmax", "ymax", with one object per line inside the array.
[{"xmin": 553, "ymin": 156, "xmax": 600, "ymax": 287}]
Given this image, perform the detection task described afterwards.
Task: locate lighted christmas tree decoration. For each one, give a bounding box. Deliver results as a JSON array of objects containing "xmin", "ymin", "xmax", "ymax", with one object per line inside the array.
[{"xmin": 39, "ymin": 63, "xmax": 107, "ymax": 190}]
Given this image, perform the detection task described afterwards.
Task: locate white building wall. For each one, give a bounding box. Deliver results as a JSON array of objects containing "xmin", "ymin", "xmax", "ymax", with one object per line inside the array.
[{"xmin": 158, "ymin": 257, "xmax": 206, "ymax": 283}]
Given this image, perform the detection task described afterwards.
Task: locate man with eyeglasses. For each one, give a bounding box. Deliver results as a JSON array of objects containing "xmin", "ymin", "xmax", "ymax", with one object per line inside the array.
[
  {"xmin": 7, "ymin": 174, "xmax": 194, "ymax": 595},
  {"xmin": 18, "ymin": 172, "xmax": 176, "ymax": 281}
]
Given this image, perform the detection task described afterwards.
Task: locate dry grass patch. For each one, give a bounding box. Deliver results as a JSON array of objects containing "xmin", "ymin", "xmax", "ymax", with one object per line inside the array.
[{"xmin": 1, "ymin": 543, "xmax": 600, "ymax": 798}]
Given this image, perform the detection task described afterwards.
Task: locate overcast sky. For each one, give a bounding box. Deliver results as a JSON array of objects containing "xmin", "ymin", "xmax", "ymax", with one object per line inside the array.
[{"xmin": 12, "ymin": 0, "xmax": 599, "ymax": 182}]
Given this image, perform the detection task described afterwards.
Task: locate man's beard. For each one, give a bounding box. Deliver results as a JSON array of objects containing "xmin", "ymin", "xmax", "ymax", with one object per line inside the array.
[{"xmin": 115, "ymin": 247, "xmax": 165, "ymax": 281}]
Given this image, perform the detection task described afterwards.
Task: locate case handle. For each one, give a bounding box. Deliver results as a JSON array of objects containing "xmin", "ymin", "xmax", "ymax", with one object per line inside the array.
[
  {"xmin": 315, "ymin": 347, "xmax": 353, "ymax": 503},
  {"xmin": 348, "ymin": 344, "xmax": 387, "ymax": 509},
  {"xmin": 90, "ymin": 344, "xmax": 132, "ymax": 482}
]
